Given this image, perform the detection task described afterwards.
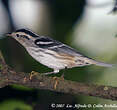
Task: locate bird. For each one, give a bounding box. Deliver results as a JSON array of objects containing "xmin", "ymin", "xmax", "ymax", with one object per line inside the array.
[{"xmin": 6, "ymin": 28, "xmax": 112, "ymax": 75}]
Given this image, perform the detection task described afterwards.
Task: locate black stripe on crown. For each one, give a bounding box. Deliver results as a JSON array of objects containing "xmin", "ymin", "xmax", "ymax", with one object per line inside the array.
[{"xmin": 16, "ymin": 29, "xmax": 39, "ymax": 37}]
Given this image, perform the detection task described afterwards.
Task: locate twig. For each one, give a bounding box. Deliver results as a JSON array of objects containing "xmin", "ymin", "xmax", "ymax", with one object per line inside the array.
[{"xmin": 0, "ymin": 51, "xmax": 117, "ymax": 101}]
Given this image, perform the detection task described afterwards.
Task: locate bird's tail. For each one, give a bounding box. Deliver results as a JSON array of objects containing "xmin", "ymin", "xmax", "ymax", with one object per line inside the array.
[{"xmin": 94, "ymin": 61, "xmax": 113, "ymax": 67}]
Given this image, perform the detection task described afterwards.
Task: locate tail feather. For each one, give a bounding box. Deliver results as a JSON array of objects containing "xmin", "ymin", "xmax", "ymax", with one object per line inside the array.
[{"xmin": 95, "ymin": 61, "xmax": 113, "ymax": 67}]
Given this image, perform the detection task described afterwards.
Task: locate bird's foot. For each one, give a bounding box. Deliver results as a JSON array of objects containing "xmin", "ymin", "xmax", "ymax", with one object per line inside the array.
[
  {"xmin": 29, "ymin": 71, "xmax": 38, "ymax": 80},
  {"xmin": 53, "ymin": 73, "xmax": 65, "ymax": 89},
  {"xmin": 53, "ymin": 77, "xmax": 58, "ymax": 89}
]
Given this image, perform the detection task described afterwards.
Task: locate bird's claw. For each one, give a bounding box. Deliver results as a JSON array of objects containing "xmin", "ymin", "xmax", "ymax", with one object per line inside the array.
[
  {"xmin": 29, "ymin": 71, "xmax": 38, "ymax": 80},
  {"xmin": 53, "ymin": 74, "xmax": 64, "ymax": 89}
]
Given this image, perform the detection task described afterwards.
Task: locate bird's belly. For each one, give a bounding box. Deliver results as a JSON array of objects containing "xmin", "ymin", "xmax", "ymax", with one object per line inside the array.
[
  {"xmin": 37, "ymin": 55, "xmax": 65, "ymax": 69},
  {"xmin": 27, "ymin": 48, "xmax": 66, "ymax": 70}
]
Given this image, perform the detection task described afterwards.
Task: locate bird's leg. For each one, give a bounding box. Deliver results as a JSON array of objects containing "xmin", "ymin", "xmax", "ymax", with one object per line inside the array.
[
  {"xmin": 46, "ymin": 69, "xmax": 66, "ymax": 89},
  {"xmin": 43, "ymin": 71, "xmax": 55, "ymax": 75},
  {"xmin": 43, "ymin": 69, "xmax": 60, "ymax": 89},
  {"xmin": 52, "ymin": 69, "xmax": 65, "ymax": 89},
  {"xmin": 43, "ymin": 70, "xmax": 59, "ymax": 75},
  {"xmin": 29, "ymin": 70, "xmax": 59, "ymax": 80},
  {"xmin": 30, "ymin": 70, "xmax": 60, "ymax": 89},
  {"xmin": 53, "ymin": 68, "xmax": 67, "ymax": 89}
]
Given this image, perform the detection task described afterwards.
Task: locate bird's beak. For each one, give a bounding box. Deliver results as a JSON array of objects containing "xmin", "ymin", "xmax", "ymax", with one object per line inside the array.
[{"xmin": 6, "ymin": 33, "xmax": 12, "ymax": 37}]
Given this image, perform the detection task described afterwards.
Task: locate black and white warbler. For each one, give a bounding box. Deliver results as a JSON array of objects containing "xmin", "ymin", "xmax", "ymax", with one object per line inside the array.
[{"xmin": 6, "ymin": 28, "xmax": 112, "ymax": 75}]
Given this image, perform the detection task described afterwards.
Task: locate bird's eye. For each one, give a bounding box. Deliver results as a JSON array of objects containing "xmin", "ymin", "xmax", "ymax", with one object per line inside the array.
[{"xmin": 16, "ymin": 34, "xmax": 19, "ymax": 37}]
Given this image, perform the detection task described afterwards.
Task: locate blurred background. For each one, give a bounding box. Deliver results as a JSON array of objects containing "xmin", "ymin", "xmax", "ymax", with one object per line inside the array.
[{"xmin": 0, "ymin": 0, "xmax": 117, "ymax": 110}]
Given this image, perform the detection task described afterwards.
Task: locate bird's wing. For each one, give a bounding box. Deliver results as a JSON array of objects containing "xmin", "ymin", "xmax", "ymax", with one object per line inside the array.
[
  {"xmin": 34, "ymin": 36, "xmax": 113, "ymax": 67},
  {"xmin": 34, "ymin": 36, "xmax": 84, "ymax": 57}
]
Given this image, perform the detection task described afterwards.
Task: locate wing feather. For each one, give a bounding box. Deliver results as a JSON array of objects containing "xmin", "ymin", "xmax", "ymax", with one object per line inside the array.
[{"xmin": 35, "ymin": 36, "xmax": 85, "ymax": 57}]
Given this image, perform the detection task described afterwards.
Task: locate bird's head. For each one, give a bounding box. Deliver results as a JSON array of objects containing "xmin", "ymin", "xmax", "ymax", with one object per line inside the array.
[{"xmin": 6, "ymin": 29, "xmax": 39, "ymax": 47}]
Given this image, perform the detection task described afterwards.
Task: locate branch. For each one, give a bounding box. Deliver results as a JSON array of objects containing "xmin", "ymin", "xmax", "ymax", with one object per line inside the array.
[{"xmin": 0, "ymin": 51, "xmax": 117, "ymax": 101}]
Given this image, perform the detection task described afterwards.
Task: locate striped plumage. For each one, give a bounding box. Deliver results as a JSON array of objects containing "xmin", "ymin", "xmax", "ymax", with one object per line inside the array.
[{"xmin": 7, "ymin": 29, "xmax": 112, "ymax": 74}]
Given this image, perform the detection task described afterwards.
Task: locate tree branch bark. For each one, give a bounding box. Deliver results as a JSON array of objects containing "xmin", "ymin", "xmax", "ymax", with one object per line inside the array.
[{"xmin": 0, "ymin": 51, "xmax": 117, "ymax": 101}]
